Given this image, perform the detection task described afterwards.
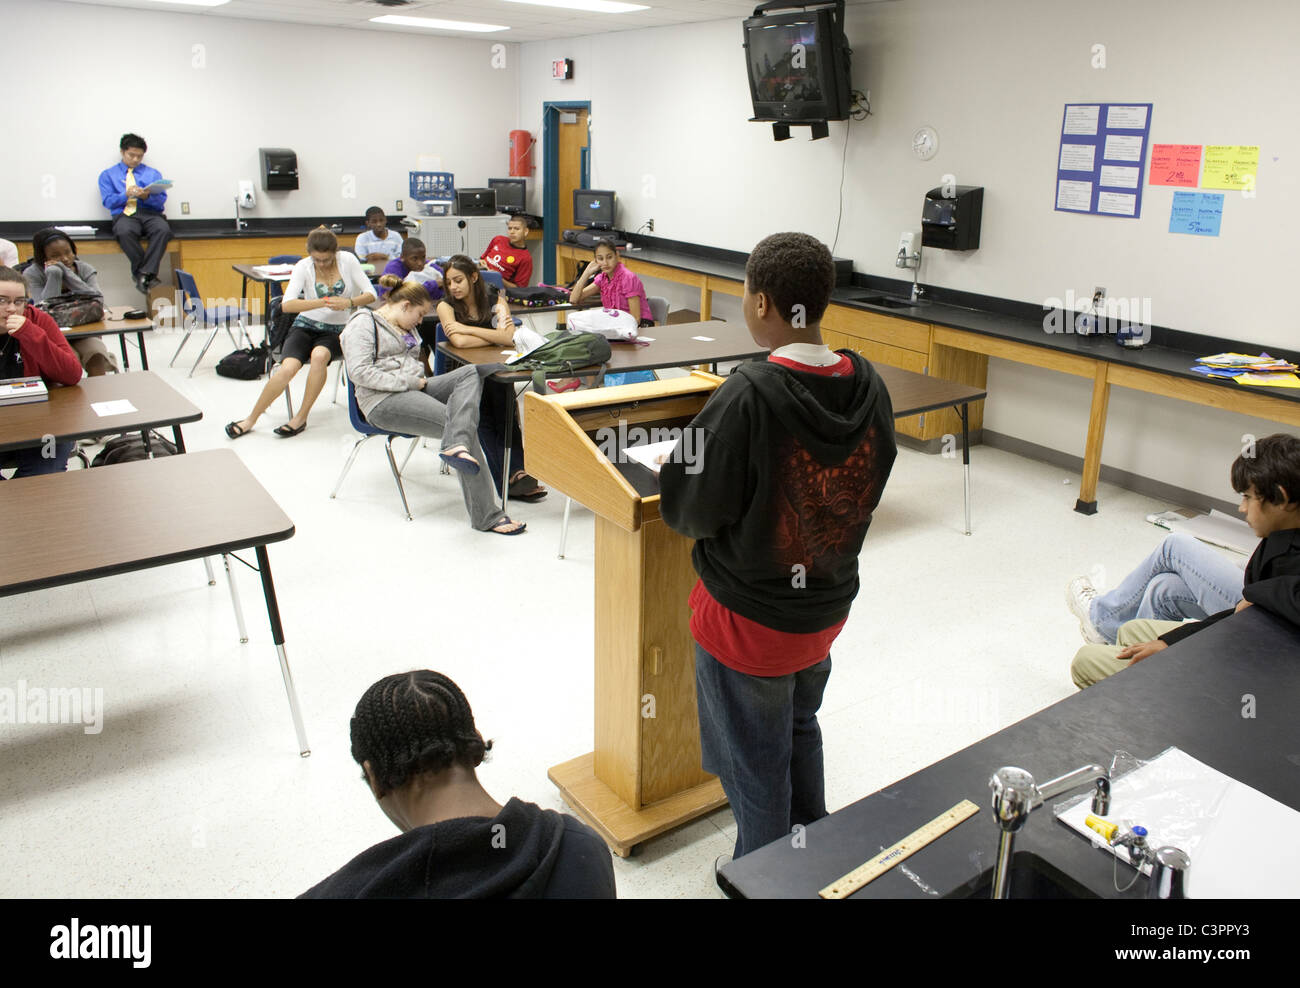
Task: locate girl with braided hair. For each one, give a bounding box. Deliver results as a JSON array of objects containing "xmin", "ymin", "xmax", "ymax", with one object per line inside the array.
[{"xmin": 300, "ymin": 670, "xmax": 616, "ymax": 899}]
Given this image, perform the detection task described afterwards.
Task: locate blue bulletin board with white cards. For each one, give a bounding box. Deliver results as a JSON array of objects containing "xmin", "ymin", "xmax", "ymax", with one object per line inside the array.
[{"xmin": 1055, "ymin": 102, "xmax": 1153, "ymax": 219}]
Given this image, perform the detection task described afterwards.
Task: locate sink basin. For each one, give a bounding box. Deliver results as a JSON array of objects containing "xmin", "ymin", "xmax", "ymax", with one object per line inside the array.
[
  {"xmin": 943, "ymin": 851, "xmax": 1100, "ymax": 899},
  {"xmin": 842, "ymin": 293, "xmax": 923, "ymax": 309}
]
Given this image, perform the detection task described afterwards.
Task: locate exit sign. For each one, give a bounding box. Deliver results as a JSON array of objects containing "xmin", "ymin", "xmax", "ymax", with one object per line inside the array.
[{"xmin": 552, "ymin": 58, "xmax": 573, "ymax": 80}]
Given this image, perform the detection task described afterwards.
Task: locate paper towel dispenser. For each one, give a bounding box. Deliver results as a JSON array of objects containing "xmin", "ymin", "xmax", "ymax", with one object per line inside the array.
[
  {"xmin": 922, "ymin": 185, "xmax": 983, "ymax": 250},
  {"xmin": 259, "ymin": 148, "xmax": 299, "ymax": 191}
]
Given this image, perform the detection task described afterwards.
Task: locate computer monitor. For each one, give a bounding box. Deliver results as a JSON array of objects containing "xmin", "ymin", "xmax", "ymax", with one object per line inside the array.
[
  {"xmin": 574, "ymin": 189, "xmax": 616, "ymax": 230},
  {"xmin": 488, "ymin": 178, "xmax": 526, "ymax": 213}
]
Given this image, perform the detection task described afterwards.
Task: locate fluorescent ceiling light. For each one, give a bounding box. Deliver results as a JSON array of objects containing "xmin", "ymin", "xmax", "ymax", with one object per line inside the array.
[
  {"xmin": 371, "ymin": 14, "xmax": 509, "ymax": 32},
  {"xmin": 134, "ymin": 0, "xmax": 231, "ymax": 6},
  {"xmin": 502, "ymin": 0, "xmax": 650, "ymax": 12}
]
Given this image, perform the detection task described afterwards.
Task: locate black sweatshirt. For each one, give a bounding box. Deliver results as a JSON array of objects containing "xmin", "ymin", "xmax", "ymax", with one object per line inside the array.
[
  {"xmin": 1159, "ymin": 526, "xmax": 1300, "ymax": 645},
  {"xmin": 660, "ymin": 350, "xmax": 897, "ymax": 633},
  {"xmin": 298, "ymin": 798, "xmax": 615, "ymax": 899}
]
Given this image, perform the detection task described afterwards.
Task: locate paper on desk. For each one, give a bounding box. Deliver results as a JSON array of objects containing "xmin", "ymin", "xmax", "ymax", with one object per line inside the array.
[
  {"xmin": 1149, "ymin": 508, "xmax": 1256, "ymax": 556},
  {"xmin": 1057, "ymin": 747, "xmax": 1300, "ymax": 897},
  {"xmin": 1234, "ymin": 372, "xmax": 1300, "ymax": 388},
  {"xmin": 91, "ymin": 399, "xmax": 137, "ymax": 417},
  {"xmin": 622, "ymin": 439, "xmax": 678, "ymax": 475},
  {"xmin": 691, "ymin": 335, "xmax": 715, "ymax": 342},
  {"xmin": 252, "ymin": 264, "xmax": 295, "ymax": 277}
]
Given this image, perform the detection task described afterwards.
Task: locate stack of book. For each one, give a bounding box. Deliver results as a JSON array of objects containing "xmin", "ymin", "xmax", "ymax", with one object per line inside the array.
[
  {"xmin": 1191, "ymin": 352, "xmax": 1300, "ymax": 389},
  {"xmin": 0, "ymin": 377, "xmax": 50, "ymax": 406}
]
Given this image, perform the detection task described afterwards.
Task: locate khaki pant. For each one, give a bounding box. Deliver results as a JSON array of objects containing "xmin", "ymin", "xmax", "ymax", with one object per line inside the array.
[
  {"xmin": 70, "ymin": 334, "xmax": 120, "ymax": 373},
  {"xmin": 1070, "ymin": 619, "xmax": 1184, "ymax": 689}
]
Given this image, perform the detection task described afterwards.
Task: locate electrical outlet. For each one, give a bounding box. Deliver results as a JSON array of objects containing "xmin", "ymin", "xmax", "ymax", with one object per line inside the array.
[
  {"xmin": 396, "ymin": 199, "xmax": 403, "ymax": 212},
  {"xmin": 181, "ymin": 202, "xmax": 190, "ymax": 214},
  {"xmin": 1093, "ymin": 285, "xmax": 1106, "ymax": 305},
  {"xmin": 647, "ymin": 218, "xmax": 654, "ymax": 232}
]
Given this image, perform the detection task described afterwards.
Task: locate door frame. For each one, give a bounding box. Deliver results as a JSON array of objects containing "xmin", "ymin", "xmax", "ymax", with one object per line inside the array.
[{"xmin": 542, "ymin": 100, "xmax": 591, "ymax": 285}]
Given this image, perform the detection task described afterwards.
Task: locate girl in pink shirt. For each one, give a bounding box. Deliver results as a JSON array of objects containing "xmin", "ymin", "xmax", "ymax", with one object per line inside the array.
[{"xmin": 569, "ymin": 240, "xmax": 654, "ymax": 326}]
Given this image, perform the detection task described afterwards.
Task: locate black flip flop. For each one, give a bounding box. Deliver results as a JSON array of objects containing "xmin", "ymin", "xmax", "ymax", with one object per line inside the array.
[
  {"xmin": 508, "ymin": 473, "xmax": 548, "ymax": 502},
  {"xmin": 225, "ymin": 421, "xmax": 249, "ymax": 439},
  {"xmin": 490, "ymin": 518, "xmax": 527, "ymax": 536},
  {"xmin": 440, "ymin": 448, "xmax": 481, "ymax": 475},
  {"xmin": 273, "ymin": 423, "xmax": 306, "ymax": 438}
]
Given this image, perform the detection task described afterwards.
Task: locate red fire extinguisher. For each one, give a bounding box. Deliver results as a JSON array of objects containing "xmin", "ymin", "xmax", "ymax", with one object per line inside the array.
[{"xmin": 509, "ymin": 130, "xmax": 533, "ymax": 177}]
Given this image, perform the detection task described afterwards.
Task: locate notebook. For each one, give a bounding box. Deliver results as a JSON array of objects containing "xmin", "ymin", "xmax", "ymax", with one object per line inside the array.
[{"xmin": 0, "ymin": 377, "xmax": 49, "ymax": 406}]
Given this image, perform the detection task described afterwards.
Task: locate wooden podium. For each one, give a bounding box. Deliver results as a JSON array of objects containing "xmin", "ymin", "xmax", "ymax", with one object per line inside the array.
[{"xmin": 523, "ymin": 372, "xmax": 729, "ymax": 856}]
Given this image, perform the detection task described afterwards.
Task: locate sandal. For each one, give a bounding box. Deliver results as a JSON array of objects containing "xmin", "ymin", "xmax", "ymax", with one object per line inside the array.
[
  {"xmin": 491, "ymin": 518, "xmax": 527, "ymax": 536},
  {"xmin": 273, "ymin": 423, "xmax": 306, "ymax": 438},
  {"xmin": 508, "ymin": 472, "xmax": 548, "ymax": 502},
  {"xmin": 547, "ymin": 378, "xmax": 581, "ymax": 394},
  {"xmin": 439, "ymin": 446, "xmax": 481, "ymax": 475},
  {"xmin": 225, "ymin": 421, "xmax": 250, "ymax": 439}
]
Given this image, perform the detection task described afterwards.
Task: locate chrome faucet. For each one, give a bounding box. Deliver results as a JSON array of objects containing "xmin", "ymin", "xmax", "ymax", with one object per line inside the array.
[
  {"xmin": 233, "ymin": 196, "xmax": 248, "ymax": 232},
  {"xmin": 988, "ymin": 763, "xmax": 1110, "ymax": 899}
]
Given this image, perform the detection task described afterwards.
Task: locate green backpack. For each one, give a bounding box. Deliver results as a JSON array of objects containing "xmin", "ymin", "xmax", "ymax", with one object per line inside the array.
[{"xmin": 513, "ymin": 331, "xmax": 613, "ymax": 392}]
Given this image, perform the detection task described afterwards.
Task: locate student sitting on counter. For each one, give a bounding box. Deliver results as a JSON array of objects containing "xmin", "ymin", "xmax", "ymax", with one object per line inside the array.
[
  {"xmin": 299, "ymin": 670, "xmax": 616, "ymax": 898},
  {"xmin": 0, "ymin": 266, "xmax": 83, "ymax": 477},
  {"xmin": 1071, "ymin": 433, "xmax": 1300, "ymax": 688}
]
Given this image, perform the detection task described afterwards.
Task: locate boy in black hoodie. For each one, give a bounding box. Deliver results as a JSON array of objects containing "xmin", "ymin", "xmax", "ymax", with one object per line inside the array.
[
  {"xmin": 300, "ymin": 671, "xmax": 615, "ymax": 898},
  {"xmin": 660, "ymin": 233, "xmax": 897, "ymax": 861}
]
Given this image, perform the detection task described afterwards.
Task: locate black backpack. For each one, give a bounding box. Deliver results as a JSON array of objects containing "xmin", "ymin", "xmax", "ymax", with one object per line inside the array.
[
  {"xmin": 266, "ymin": 295, "xmax": 296, "ymax": 357},
  {"xmin": 216, "ymin": 344, "xmax": 270, "ymax": 379},
  {"xmin": 90, "ymin": 432, "xmax": 178, "ymax": 466}
]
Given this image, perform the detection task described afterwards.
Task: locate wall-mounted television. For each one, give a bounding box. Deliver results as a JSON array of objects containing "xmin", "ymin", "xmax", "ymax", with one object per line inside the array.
[{"xmin": 743, "ymin": 1, "xmax": 851, "ymax": 133}]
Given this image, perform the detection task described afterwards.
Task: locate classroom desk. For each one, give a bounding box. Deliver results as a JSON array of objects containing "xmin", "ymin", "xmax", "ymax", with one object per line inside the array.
[
  {"xmin": 717, "ymin": 605, "xmax": 1300, "ymax": 899},
  {"xmin": 233, "ymin": 263, "xmax": 292, "ymax": 321},
  {"xmin": 439, "ymin": 321, "xmax": 766, "ymax": 511},
  {"xmin": 0, "ymin": 371, "xmax": 200, "ymax": 455},
  {"xmin": 0, "ymin": 449, "xmax": 310, "ymax": 756},
  {"xmin": 559, "ymin": 242, "xmax": 1300, "ymax": 514},
  {"xmin": 64, "ymin": 304, "xmax": 154, "ymax": 371},
  {"xmin": 876, "ymin": 364, "xmax": 988, "ymax": 535}
]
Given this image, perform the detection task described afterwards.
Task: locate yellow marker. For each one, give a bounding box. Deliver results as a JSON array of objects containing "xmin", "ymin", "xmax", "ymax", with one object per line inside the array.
[{"xmin": 1085, "ymin": 814, "xmax": 1118, "ymax": 842}]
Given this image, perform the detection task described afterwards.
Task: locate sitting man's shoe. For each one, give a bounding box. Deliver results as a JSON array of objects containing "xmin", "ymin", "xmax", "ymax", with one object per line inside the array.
[
  {"xmin": 1066, "ymin": 576, "xmax": 1107, "ymax": 644},
  {"xmin": 133, "ymin": 274, "xmax": 148, "ymax": 295}
]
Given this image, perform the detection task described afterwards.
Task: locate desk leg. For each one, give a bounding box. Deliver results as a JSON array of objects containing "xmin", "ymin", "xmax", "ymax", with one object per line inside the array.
[
  {"xmin": 1076, "ymin": 363, "xmax": 1111, "ymax": 515},
  {"xmin": 202, "ymin": 557, "xmax": 216, "ymax": 586},
  {"xmin": 172, "ymin": 424, "xmax": 186, "ymax": 454},
  {"xmin": 255, "ymin": 545, "xmax": 311, "ymax": 757},
  {"xmin": 137, "ymin": 330, "xmax": 149, "ymax": 370},
  {"xmin": 223, "ymin": 554, "xmax": 249, "ymax": 644},
  {"xmin": 502, "ymin": 385, "xmax": 513, "ymax": 514},
  {"xmin": 960, "ymin": 401, "xmax": 972, "ymax": 536},
  {"xmin": 119, "ymin": 334, "xmax": 130, "ymax": 371},
  {"xmin": 140, "ymin": 429, "xmax": 153, "ymax": 457}
]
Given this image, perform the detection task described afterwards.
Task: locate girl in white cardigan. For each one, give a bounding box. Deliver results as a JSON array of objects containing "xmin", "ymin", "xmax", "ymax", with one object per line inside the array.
[{"xmin": 226, "ymin": 227, "xmax": 375, "ymax": 439}]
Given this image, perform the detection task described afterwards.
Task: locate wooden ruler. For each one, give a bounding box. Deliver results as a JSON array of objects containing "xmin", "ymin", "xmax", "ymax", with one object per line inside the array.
[{"xmin": 818, "ymin": 799, "xmax": 980, "ymax": 899}]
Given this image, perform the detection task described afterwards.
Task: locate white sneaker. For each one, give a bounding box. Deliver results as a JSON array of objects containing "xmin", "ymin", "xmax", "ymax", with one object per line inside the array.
[{"xmin": 1066, "ymin": 576, "xmax": 1107, "ymax": 644}]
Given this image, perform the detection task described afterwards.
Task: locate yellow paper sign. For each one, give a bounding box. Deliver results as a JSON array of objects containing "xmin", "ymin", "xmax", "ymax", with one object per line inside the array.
[
  {"xmin": 1234, "ymin": 372, "xmax": 1300, "ymax": 389},
  {"xmin": 1202, "ymin": 145, "xmax": 1259, "ymax": 191}
]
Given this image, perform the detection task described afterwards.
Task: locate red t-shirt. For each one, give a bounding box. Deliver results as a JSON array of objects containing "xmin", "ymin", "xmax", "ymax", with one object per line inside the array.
[
  {"xmin": 480, "ymin": 236, "xmax": 532, "ymax": 287},
  {"xmin": 687, "ymin": 347, "xmax": 855, "ymax": 676}
]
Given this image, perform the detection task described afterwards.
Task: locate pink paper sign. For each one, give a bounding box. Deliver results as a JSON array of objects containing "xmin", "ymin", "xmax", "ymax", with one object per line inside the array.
[{"xmin": 1149, "ymin": 144, "xmax": 1203, "ymax": 187}]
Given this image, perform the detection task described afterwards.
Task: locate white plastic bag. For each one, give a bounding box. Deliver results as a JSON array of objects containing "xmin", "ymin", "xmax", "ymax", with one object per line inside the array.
[{"xmin": 566, "ymin": 307, "xmax": 638, "ymax": 341}]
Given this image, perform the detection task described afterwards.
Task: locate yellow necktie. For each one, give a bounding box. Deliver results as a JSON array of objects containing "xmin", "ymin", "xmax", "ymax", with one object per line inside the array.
[{"xmin": 124, "ymin": 167, "xmax": 137, "ymax": 216}]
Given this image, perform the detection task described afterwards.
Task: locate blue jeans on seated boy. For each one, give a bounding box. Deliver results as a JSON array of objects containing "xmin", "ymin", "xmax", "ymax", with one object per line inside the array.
[
  {"xmin": 694, "ymin": 643, "xmax": 831, "ymax": 859},
  {"xmin": 1090, "ymin": 533, "xmax": 1244, "ymax": 643},
  {"xmin": 0, "ymin": 440, "xmax": 74, "ymax": 479}
]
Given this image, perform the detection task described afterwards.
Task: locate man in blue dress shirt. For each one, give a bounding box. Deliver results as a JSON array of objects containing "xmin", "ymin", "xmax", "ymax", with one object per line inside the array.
[{"xmin": 98, "ymin": 133, "xmax": 173, "ymax": 294}]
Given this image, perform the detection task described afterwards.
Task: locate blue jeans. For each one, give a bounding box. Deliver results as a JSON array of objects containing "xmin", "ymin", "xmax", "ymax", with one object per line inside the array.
[
  {"xmin": 694, "ymin": 643, "xmax": 831, "ymax": 859},
  {"xmin": 1, "ymin": 441, "xmax": 73, "ymax": 478},
  {"xmin": 1090, "ymin": 533, "xmax": 1245, "ymax": 643}
]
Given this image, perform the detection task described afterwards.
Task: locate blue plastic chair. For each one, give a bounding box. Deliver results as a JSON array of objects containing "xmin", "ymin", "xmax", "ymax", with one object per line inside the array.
[
  {"xmin": 330, "ymin": 378, "xmax": 422, "ymax": 521},
  {"xmin": 169, "ymin": 268, "xmax": 252, "ymax": 377},
  {"xmin": 267, "ymin": 254, "xmax": 301, "ymax": 301}
]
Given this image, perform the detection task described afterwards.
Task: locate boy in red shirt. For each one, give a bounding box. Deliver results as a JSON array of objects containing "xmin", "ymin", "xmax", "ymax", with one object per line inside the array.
[
  {"xmin": 0, "ymin": 266, "xmax": 83, "ymax": 477},
  {"xmin": 660, "ymin": 233, "xmax": 897, "ymax": 862},
  {"xmin": 479, "ymin": 217, "xmax": 533, "ymax": 288}
]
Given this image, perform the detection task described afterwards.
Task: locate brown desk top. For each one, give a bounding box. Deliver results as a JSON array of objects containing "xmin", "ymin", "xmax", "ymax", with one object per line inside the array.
[
  {"xmin": 875, "ymin": 363, "xmax": 988, "ymax": 418},
  {"xmin": 440, "ymin": 320, "xmax": 765, "ymax": 378},
  {"xmin": 232, "ymin": 263, "xmax": 293, "ymax": 282},
  {"xmin": 0, "ymin": 371, "xmax": 201, "ymax": 452},
  {"xmin": 0, "ymin": 449, "xmax": 294, "ymax": 597},
  {"xmin": 63, "ymin": 304, "xmax": 154, "ymax": 339}
]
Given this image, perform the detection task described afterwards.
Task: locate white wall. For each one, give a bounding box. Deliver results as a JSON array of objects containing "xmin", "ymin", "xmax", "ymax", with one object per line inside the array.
[
  {"xmin": 0, "ymin": 0, "xmax": 520, "ymax": 223},
  {"xmin": 519, "ymin": 0, "xmax": 1300, "ymax": 504}
]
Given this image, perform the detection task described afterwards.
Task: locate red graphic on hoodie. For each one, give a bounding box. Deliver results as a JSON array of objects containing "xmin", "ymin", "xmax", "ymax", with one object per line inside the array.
[{"xmin": 771, "ymin": 425, "xmax": 889, "ymax": 566}]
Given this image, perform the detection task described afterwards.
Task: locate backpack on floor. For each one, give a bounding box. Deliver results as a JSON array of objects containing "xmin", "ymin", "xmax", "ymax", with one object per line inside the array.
[
  {"xmin": 509, "ymin": 330, "xmax": 612, "ymax": 393},
  {"xmin": 216, "ymin": 344, "xmax": 270, "ymax": 379},
  {"xmin": 90, "ymin": 432, "xmax": 178, "ymax": 466}
]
